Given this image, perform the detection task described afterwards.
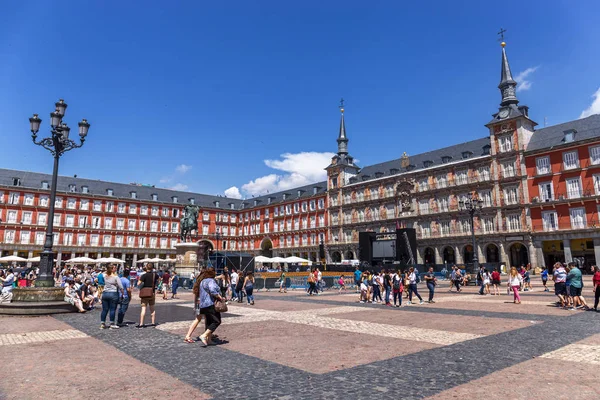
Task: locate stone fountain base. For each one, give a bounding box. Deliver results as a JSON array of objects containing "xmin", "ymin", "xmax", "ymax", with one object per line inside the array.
[{"xmin": 0, "ymin": 287, "xmax": 76, "ymax": 315}]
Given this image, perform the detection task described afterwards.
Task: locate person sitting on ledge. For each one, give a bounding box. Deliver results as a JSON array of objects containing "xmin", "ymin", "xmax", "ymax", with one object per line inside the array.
[
  {"xmin": 64, "ymin": 279, "xmax": 86, "ymax": 313},
  {"xmin": 0, "ymin": 269, "xmax": 15, "ymax": 304}
]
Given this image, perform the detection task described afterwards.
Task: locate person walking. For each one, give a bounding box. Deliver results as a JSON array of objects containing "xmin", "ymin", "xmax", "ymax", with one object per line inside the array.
[
  {"xmin": 592, "ymin": 265, "xmax": 600, "ymax": 312},
  {"xmin": 541, "ymin": 267, "xmax": 549, "ymax": 292},
  {"xmin": 491, "ymin": 268, "xmax": 501, "ymax": 296},
  {"xmin": 567, "ymin": 262, "xmax": 588, "ymax": 310},
  {"xmin": 307, "ymin": 270, "xmax": 318, "ymax": 296},
  {"xmin": 407, "ymin": 267, "xmax": 424, "ymax": 305},
  {"xmin": 338, "ymin": 274, "xmax": 347, "ymax": 294},
  {"xmin": 383, "ymin": 270, "xmax": 392, "ymax": 306},
  {"xmin": 235, "ymin": 271, "xmax": 245, "ymax": 303},
  {"xmin": 392, "ymin": 269, "xmax": 403, "ymax": 307},
  {"xmin": 424, "ymin": 267, "xmax": 436, "ymax": 303},
  {"xmin": 507, "ymin": 266, "xmax": 523, "ymax": 304},
  {"xmin": 117, "ymin": 270, "xmax": 132, "ymax": 327},
  {"xmin": 184, "ymin": 269, "xmax": 206, "ymax": 343},
  {"xmin": 230, "ymin": 269, "xmax": 239, "ymax": 301},
  {"xmin": 477, "ymin": 266, "xmax": 485, "ymax": 295},
  {"xmin": 244, "ymin": 272, "xmax": 255, "ymax": 305},
  {"xmin": 482, "ymin": 269, "xmax": 491, "ymax": 295},
  {"xmin": 161, "ymin": 269, "xmax": 170, "ymax": 300},
  {"xmin": 170, "ymin": 271, "xmax": 180, "ymax": 299},
  {"xmin": 279, "ymin": 268, "xmax": 287, "ymax": 293},
  {"xmin": 553, "ymin": 262, "xmax": 568, "ymax": 308},
  {"xmin": 137, "ymin": 264, "xmax": 158, "ymax": 328},
  {"xmin": 372, "ymin": 272, "xmax": 383, "ymax": 303},
  {"xmin": 100, "ymin": 265, "xmax": 125, "ymax": 329},
  {"xmin": 196, "ymin": 267, "xmax": 224, "ymax": 347}
]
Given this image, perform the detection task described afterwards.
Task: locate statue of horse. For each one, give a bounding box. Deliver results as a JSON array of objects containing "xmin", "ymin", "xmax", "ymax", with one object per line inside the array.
[{"xmin": 180, "ymin": 205, "xmax": 200, "ymax": 242}]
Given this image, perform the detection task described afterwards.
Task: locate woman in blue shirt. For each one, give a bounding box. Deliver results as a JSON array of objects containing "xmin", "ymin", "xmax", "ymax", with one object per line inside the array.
[{"xmin": 197, "ymin": 267, "xmax": 224, "ymax": 347}]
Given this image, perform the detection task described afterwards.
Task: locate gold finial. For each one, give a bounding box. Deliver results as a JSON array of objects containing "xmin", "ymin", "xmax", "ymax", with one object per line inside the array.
[
  {"xmin": 339, "ymin": 98, "xmax": 345, "ymax": 114},
  {"xmin": 501, "ymin": 41, "xmax": 506, "ymax": 48}
]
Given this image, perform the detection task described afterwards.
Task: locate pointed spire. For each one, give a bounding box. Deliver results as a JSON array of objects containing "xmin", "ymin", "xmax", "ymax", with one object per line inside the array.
[
  {"xmin": 498, "ymin": 41, "xmax": 518, "ymax": 107},
  {"xmin": 337, "ymin": 98, "xmax": 348, "ymax": 155}
]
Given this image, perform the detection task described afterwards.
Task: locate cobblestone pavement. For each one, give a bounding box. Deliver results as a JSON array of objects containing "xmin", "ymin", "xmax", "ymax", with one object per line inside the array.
[{"xmin": 1, "ymin": 278, "xmax": 599, "ymax": 399}]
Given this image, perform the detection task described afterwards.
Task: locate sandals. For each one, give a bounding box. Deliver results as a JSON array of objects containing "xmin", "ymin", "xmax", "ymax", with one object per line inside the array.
[{"xmin": 184, "ymin": 337, "xmax": 195, "ymax": 344}]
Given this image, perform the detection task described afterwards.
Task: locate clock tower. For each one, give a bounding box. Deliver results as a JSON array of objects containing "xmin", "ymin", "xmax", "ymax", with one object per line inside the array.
[{"xmin": 326, "ymin": 101, "xmax": 360, "ymax": 190}]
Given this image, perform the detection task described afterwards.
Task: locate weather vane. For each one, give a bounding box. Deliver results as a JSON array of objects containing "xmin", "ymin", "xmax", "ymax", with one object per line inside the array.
[
  {"xmin": 497, "ymin": 28, "xmax": 506, "ymax": 42},
  {"xmin": 339, "ymin": 98, "xmax": 345, "ymax": 112}
]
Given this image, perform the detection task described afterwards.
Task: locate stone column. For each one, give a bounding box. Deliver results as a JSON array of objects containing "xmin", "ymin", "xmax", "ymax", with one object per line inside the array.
[
  {"xmin": 563, "ymin": 239, "xmax": 573, "ymax": 263},
  {"xmin": 133, "ymin": 254, "xmax": 138, "ymax": 267},
  {"xmin": 434, "ymin": 247, "xmax": 442, "ymax": 264},
  {"xmin": 454, "ymin": 245, "xmax": 463, "ymax": 264},
  {"xmin": 475, "ymin": 244, "xmax": 483, "ymax": 264},
  {"xmin": 527, "ymin": 241, "xmax": 538, "ymax": 269},
  {"xmin": 533, "ymin": 241, "xmax": 546, "ymax": 269},
  {"xmin": 27, "ymin": 251, "xmax": 33, "ymax": 268},
  {"xmin": 57, "ymin": 252, "xmax": 62, "ymax": 265},
  {"xmin": 416, "ymin": 247, "xmax": 424, "ymax": 264},
  {"xmin": 594, "ymin": 238, "xmax": 600, "ymax": 267}
]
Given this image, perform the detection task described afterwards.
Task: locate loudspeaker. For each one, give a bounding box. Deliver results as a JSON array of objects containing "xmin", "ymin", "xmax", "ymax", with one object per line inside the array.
[
  {"xmin": 359, "ymin": 232, "xmax": 373, "ymax": 262},
  {"xmin": 395, "ymin": 228, "xmax": 417, "ymax": 265}
]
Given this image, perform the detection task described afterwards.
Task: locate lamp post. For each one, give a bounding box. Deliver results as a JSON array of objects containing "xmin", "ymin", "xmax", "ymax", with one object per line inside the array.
[
  {"xmin": 215, "ymin": 227, "xmax": 222, "ymax": 271},
  {"xmin": 458, "ymin": 193, "xmax": 483, "ymax": 271},
  {"xmin": 29, "ymin": 99, "xmax": 90, "ymax": 287}
]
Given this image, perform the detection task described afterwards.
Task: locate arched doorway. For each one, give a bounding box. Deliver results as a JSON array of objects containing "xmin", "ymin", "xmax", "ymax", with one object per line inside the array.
[
  {"xmin": 486, "ymin": 244, "xmax": 499, "ymax": 263},
  {"xmin": 260, "ymin": 238, "xmax": 273, "ymax": 257},
  {"xmin": 198, "ymin": 240, "xmax": 214, "ymax": 261},
  {"xmin": 345, "ymin": 250, "xmax": 354, "ymax": 260},
  {"xmin": 463, "ymin": 245, "xmax": 474, "ymax": 264},
  {"xmin": 442, "ymin": 247, "xmax": 455, "ymax": 264},
  {"xmin": 423, "ymin": 247, "xmax": 435, "ymax": 264},
  {"xmin": 509, "ymin": 243, "xmax": 529, "ymax": 267},
  {"xmin": 331, "ymin": 251, "xmax": 342, "ymax": 263}
]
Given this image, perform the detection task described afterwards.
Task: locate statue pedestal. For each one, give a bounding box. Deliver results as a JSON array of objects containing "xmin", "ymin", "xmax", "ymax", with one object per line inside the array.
[{"xmin": 174, "ymin": 242, "xmax": 200, "ymax": 279}]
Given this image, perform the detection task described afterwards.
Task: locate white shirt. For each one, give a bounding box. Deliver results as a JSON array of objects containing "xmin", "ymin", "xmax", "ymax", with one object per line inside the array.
[
  {"xmin": 408, "ymin": 272, "xmax": 418, "ymax": 285},
  {"xmin": 317, "ymin": 271, "xmax": 322, "ymax": 281},
  {"xmin": 2, "ymin": 273, "xmax": 15, "ymax": 293},
  {"xmin": 231, "ymin": 272, "xmax": 239, "ymax": 285},
  {"xmin": 508, "ymin": 274, "xmax": 523, "ymax": 286}
]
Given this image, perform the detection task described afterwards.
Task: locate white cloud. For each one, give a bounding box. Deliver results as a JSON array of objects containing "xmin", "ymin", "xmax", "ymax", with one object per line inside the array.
[
  {"xmin": 515, "ymin": 66, "xmax": 539, "ymax": 92},
  {"xmin": 175, "ymin": 164, "xmax": 192, "ymax": 173},
  {"xmin": 159, "ymin": 178, "xmax": 171, "ymax": 184},
  {"xmin": 580, "ymin": 87, "xmax": 600, "ymax": 119},
  {"xmin": 170, "ymin": 183, "xmax": 189, "ymax": 191},
  {"xmin": 239, "ymin": 152, "xmax": 335, "ymax": 196},
  {"xmin": 224, "ymin": 186, "xmax": 242, "ymax": 199}
]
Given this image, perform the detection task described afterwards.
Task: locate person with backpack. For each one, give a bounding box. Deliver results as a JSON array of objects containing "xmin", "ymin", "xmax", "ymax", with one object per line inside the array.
[
  {"xmin": 424, "ymin": 267, "xmax": 436, "ymax": 303},
  {"xmin": 392, "ymin": 269, "xmax": 403, "ymax": 307},
  {"xmin": 407, "ymin": 267, "xmax": 424, "ymax": 305},
  {"xmin": 383, "ymin": 270, "xmax": 392, "ymax": 306}
]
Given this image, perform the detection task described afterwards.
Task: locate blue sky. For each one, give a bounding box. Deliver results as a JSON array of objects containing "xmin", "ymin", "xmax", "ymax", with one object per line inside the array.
[{"xmin": 1, "ymin": 1, "xmax": 599, "ymax": 199}]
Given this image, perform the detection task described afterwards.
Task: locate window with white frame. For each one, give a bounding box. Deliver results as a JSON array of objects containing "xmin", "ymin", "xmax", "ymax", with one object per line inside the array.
[
  {"xmin": 171, "ymin": 222, "xmax": 178, "ymax": 233},
  {"xmin": 151, "ymin": 206, "xmax": 158, "ymax": 216},
  {"xmin": 319, "ymin": 215, "xmax": 325, "ymax": 227},
  {"xmin": 22, "ymin": 211, "xmax": 32, "ymax": 225},
  {"xmin": 285, "ymin": 205, "xmax": 291, "ymax": 215},
  {"xmin": 503, "ymin": 186, "xmax": 519, "ymax": 205},
  {"xmin": 161, "ymin": 222, "xmax": 168, "ymax": 233},
  {"xmin": 128, "ymin": 220, "xmax": 136, "ymax": 231},
  {"xmin": 67, "ymin": 198, "xmax": 76, "ymax": 209},
  {"xmin": 7, "ymin": 210, "xmax": 16, "ymax": 223},
  {"xmin": 318, "ymin": 199, "xmax": 324, "ymax": 209},
  {"xmin": 570, "ymin": 207, "xmax": 586, "ymax": 229},
  {"xmin": 479, "ymin": 190, "xmax": 492, "ymax": 207},
  {"xmin": 65, "ymin": 215, "xmax": 75, "ymax": 227},
  {"xmin": 455, "ymin": 170, "xmax": 468, "ymax": 185},
  {"xmin": 140, "ymin": 205, "xmax": 148, "ymax": 215},
  {"xmin": 502, "ymin": 161, "xmax": 515, "ymax": 178},
  {"xmin": 117, "ymin": 203, "xmax": 125, "ymax": 213},
  {"xmin": 203, "ymin": 211, "xmax": 209, "ymax": 221},
  {"xmin": 115, "ymin": 235, "xmax": 124, "ymax": 247},
  {"xmin": 91, "ymin": 234, "xmax": 99, "ymax": 246},
  {"xmin": 594, "ymin": 174, "xmax": 600, "ymax": 195},
  {"xmin": 77, "ymin": 234, "xmax": 86, "ymax": 246},
  {"xmin": 160, "ymin": 238, "xmax": 167, "ymax": 248},
  {"xmin": 440, "ymin": 221, "xmax": 450, "ymax": 236},
  {"xmin": 127, "ymin": 236, "xmax": 135, "ymax": 248},
  {"xmin": 106, "ymin": 202, "xmax": 114, "ymax": 212},
  {"xmin": 150, "ymin": 237, "xmax": 157, "ymax": 248},
  {"xmin": 478, "ymin": 166, "xmax": 491, "ymax": 181},
  {"xmin": 563, "ymin": 150, "xmax": 579, "ymax": 170},
  {"xmin": 542, "ymin": 211, "xmax": 558, "ymax": 231},
  {"xmin": 4, "ymin": 230, "xmax": 15, "ymax": 243},
  {"xmin": 52, "ymin": 232, "xmax": 59, "ymax": 245},
  {"xmin": 162, "ymin": 208, "xmax": 169, "ymax": 217},
  {"xmin": 536, "ymin": 156, "xmax": 550, "ymax": 175},
  {"xmin": 566, "ymin": 177, "xmax": 582, "ymax": 199},
  {"xmin": 482, "ymin": 216, "xmax": 495, "ymax": 233},
  {"xmin": 104, "ymin": 217, "xmax": 113, "ymax": 229},
  {"xmin": 506, "ymin": 214, "xmax": 521, "ymax": 231},
  {"xmin": 230, "ymin": 226, "xmax": 236, "ymax": 235},
  {"xmin": 129, "ymin": 204, "xmax": 137, "ymax": 214},
  {"xmin": 202, "ymin": 226, "xmax": 209, "ymax": 235},
  {"xmin": 39, "ymin": 195, "xmax": 49, "ymax": 207},
  {"xmin": 436, "ymin": 174, "xmax": 447, "ymax": 188},
  {"xmin": 498, "ymin": 135, "xmax": 513, "ymax": 153},
  {"xmin": 273, "ymin": 221, "xmax": 279, "ymax": 232},
  {"xmin": 418, "ymin": 200, "xmax": 430, "ymax": 214},
  {"xmin": 35, "ymin": 232, "xmax": 44, "ymax": 245},
  {"xmin": 139, "ymin": 237, "xmax": 146, "ymax": 248},
  {"xmin": 79, "ymin": 216, "xmax": 87, "ymax": 227},
  {"xmin": 231, "ymin": 214, "xmax": 236, "ymax": 223},
  {"xmin": 8, "ymin": 192, "xmax": 19, "ymax": 205},
  {"xmin": 20, "ymin": 231, "xmax": 30, "ymax": 244},
  {"xmin": 80, "ymin": 199, "xmax": 89, "ymax": 210},
  {"xmin": 309, "ymin": 200, "xmax": 316, "ymax": 210},
  {"xmin": 293, "ymin": 203, "xmax": 299, "ymax": 213},
  {"xmin": 590, "ymin": 145, "xmax": 600, "ymax": 166},
  {"xmin": 459, "ymin": 219, "xmax": 471, "ymax": 233},
  {"xmin": 24, "ymin": 194, "xmax": 34, "ymax": 206},
  {"xmin": 53, "ymin": 214, "xmax": 61, "ymax": 227},
  {"xmin": 37, "ymin": 213, "xmax": 47, "ymax": 226},
  {"xmin": 418, "ymin": 178, "xmax": 428, "ymax": 191},
  {"xmin": 538, "ymin": 182, "xmax": 554, "ymax": 202},
  {"xmin": 92, "ymin": 217, "xmax": 100, "ymax": 228},
  {"xmin": 103, "ymin": 235, "xmax": 112, "ymax": 247},
  {"xmin": 139, "ymin": 220, "xmax": 147, "ymax": 231},
  {"xmin": 170, "ymin": 238, "xmax": 177, "ymax": 249},
  {"xmin": 116, "ymin": 218, "xmax": 124, "ymax": 230}
]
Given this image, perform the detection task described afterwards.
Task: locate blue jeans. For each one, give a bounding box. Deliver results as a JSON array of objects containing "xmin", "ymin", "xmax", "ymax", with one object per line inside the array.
[
  {"xmin": 117, "ymin": 296, "xmax": 130, "ymax": 325},
  {"xmin": 427, "ymin": 282, "xmax": 435, "ymax": 302},
  {"xmin": 101, "ymin": 291, "xmax": 119, "ymax": 324},
  {"xmin": 246, "ymin": 285, "xmax": 254, "ymax": 303},
  {"xmin": 373, "ymin": 285, "xmax": 382, "ymax": 302},
  {"xmin": 384, "ymin": 287, "xmax": 391, "ymax": 304},
  {"xmin": 408, "ymin": 284, "xmax": 422, "ymax": 302}
]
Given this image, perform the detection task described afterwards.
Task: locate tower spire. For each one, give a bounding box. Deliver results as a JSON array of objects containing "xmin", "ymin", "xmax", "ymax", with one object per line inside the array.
[
  {"xmin": 337, "ymin": 98, "xmax": 348, "ymax": 155},
  {"xmin": 498, "ymin": 35, "xmax": 518, "ymax": 107}
]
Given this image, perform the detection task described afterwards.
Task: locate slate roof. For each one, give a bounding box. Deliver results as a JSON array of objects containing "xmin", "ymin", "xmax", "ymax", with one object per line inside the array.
[
  {"xmin": 0, "ymin": 168, "xmax": 327, "ymax": 210},
  {"xmin": 526, "ymin": 114, "xmax": 600, "ymax": 152},
  {"xmin": 348, "ymin": 136, "xmax": 492, "ymax": 184}
]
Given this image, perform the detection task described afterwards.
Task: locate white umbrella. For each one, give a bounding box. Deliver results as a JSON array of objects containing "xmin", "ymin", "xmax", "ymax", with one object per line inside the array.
[
  {"xmin": 26, "ymin": 256, "xmax": 58, "ymax": 263},
  {"xmin": 0, "ymin": 255, "xmax": 28, "ymax": 263},
  {"xmin": 164, "ymin": 257, "xmax": 177, "ymax": 263},
  {"xmin": 136, "ymin": 258, "xmax": 152, "ymax": 263},
  {"xmin": 96, "ymin": 257, "xmax": 125, "ymax": 264},
  {"xmin": 284, "ymin": 256, "xmax": 310, "ymax": 263},
  {"xmin": 65, "ymin": 257, "xmax": 96, "ymax": 264},
  {"xmin": 149, "ymin": 257, "xmax": 164, "ymax": 263},
  {"xmin": 254, "ymin": 255, "xmax": 272, "ymax": 263},
  {"xmin": 269, "ymin": 256, "xmax": 287, "ymax": 263}
]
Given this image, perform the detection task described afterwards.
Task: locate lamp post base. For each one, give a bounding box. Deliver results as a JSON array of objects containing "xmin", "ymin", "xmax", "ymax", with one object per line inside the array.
[{"xmin": 0, "ymin": 287, "xmax": 76, "ymax": 315}]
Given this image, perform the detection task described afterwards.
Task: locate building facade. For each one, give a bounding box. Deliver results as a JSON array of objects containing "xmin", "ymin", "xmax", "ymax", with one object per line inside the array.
[{"xmin": 2, "ymin": 42, "xmax": 600, "ymax": 270}]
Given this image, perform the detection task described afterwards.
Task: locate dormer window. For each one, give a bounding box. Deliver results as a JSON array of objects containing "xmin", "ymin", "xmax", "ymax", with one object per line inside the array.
[
  {"xmin": 313, "ymin": 187, "xmax": 318, "ymax": 195},
  {"xmin": 230, "ymin": 203, "xmax": 235, "ymax": 210},
  {"xmin": 441, "ymin": 156, "xmax": 452, "ymax": 164},
  {"xmin": 462, "ymin": 151, "xmax": 473, "ymax": 159},
  {"xmin": 107, "ymin": 189, "xmax": 114, "ymax": 196},
  {"xmin": 349, "ymin": 177, "xmax": 358, "ymax": 184},
  {"xmin": 172, "ymin": 196, "xmax": 178, "ymax": 203},
  {"xmin": 151, "ymin": 193, "xmax": 158, "ymax": 201},
  {"xmin": 297, "ymin": 190, "xmax": 302, "ymax": 197},
  {"xmin": 215, "ymin": 200, "xmax": 220, "ymax": 208},
  {"xmin": 130, "ymin": 191, "xmax": 137, "ymax": 199},
  {"xmin": 361, "ymin": 175, "xmax": 370, "ymax": 181},
  {"xmin": 41, "ymin": 181, "xmax": 49, "ymax": 190},
  {"xmin": 563, "ymin": 129, "xmax": 576, "ymax": 143},
  {"xmin": 423, "ymin": 160, "xmax": 433, "ymax": 168},
  {"xmin": 69, "ymin": 184, "xmax": 76, "ymax": 192},
  {"xmin": 282, "ymin": 193, "xmax": 287, "ymax": 200},
  {"xmin": 405, "ymin": 165, "xmax": 415, "ymax": 171},
  {"xmin": 254, "ymin": 200, "xmax": 258, "ymax": 206},
  {"xmin": 267, "ymin": 197, "xmax": 272, "ymax": 204},
  {"xmin": 374, "ymin": 172, "xmax": 384, "ymax": 178},
  {"xmin": 189, "ymin": 198, "xmax": 195, "ymax": 205},
  {"xmin": 390, "ymin": 168, "xmax": 399, "ymax": 175},
  {"xmin": 12, "ymin": 178, "xmax": 21, "ymax": 186},
  {"xmin": 482, "ymin": 144, "xmax": 491, "ymax": 155},
  {"xmin": 82, "ymin": 186, "xmax": 89, "ymax": 194}
]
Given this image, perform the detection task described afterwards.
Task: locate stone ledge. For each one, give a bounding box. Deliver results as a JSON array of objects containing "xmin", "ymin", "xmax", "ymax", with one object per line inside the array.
[{"xmin": 0, "ymin": 301, "xmax": 77, "ymax": 315}]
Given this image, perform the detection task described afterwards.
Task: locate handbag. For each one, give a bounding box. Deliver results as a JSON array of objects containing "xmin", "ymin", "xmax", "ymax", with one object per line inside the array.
[
  {"xmin": 139, "ymin": 272, "xmax": 155, "ymax": 299},
  {"xmin": 202, "ymin": 279, "xmax": 228, "ymax": 312}
]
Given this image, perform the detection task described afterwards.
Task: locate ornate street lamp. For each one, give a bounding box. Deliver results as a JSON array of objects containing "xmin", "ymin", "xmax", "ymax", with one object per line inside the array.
[
  {"xmin": 215, "ymin": 227, "xmax": 222, "ymax": 271},
  {"xmin": 30, "ymin": 99, "xmax": 90, "ymax": 287},
  {"xmin": 458, "ymin": 194, "xmax": 483, "ymax": 271}
]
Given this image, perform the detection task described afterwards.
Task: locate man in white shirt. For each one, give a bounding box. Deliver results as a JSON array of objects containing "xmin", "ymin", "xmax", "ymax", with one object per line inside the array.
[
  {"xmin": 0, "ymin": 269, "xmax": 16, "ymax": 303},
  {"xmin": 230, "ymin": 269, "xmax": 239, "ymax": 301},
  {"xmin": 316, "ymin": 268, "xmax": 323, "ymax": 293}
]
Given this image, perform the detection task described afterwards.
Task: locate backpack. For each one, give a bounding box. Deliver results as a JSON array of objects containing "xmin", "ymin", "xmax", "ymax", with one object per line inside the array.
[
  {"xmin": 393, "ymin": 276, "xmax": 400, "ymax": 290},
  {"xmin": 415, "ymin": 272, "xmax": 421, "ymax": 284}
]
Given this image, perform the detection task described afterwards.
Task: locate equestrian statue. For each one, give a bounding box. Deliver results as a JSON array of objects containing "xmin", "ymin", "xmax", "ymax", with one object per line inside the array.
[{"xmin": 180, "ymin": 205, "xmax": 200, "ymax": 242}]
